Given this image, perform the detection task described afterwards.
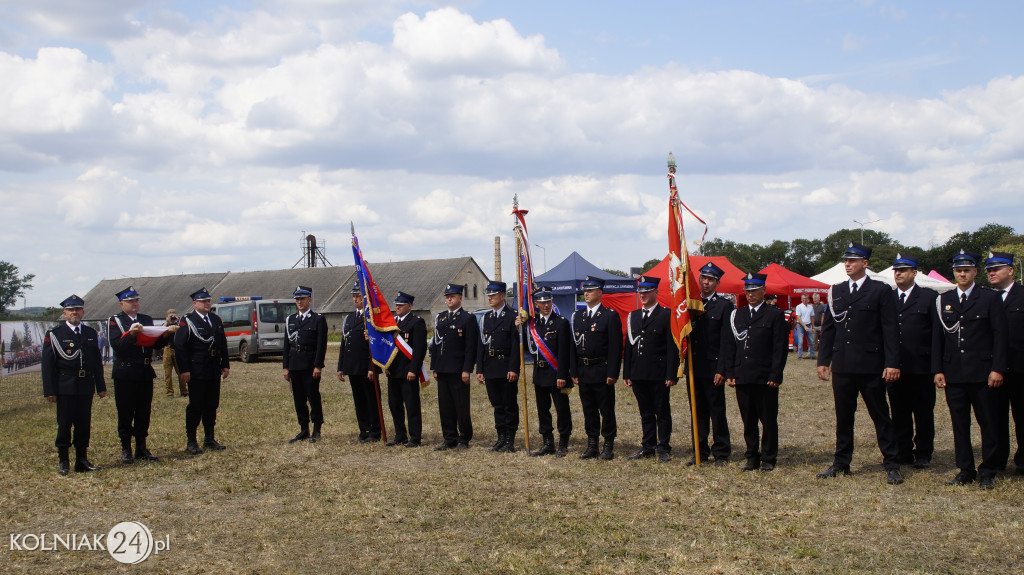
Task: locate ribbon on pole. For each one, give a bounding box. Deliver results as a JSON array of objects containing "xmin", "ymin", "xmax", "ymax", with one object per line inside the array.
[{"xmin": 512, "ymin": 206, "xmax": 559, "ymax": 370}]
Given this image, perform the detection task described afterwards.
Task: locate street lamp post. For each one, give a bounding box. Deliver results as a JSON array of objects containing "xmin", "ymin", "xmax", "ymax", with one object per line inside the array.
[
  {"xmin": 534, "ymin": 243, "xmax": 547, "ymax": 273},
  {"xmin": 852, "ymin": 218, "xmax": 882, "ymax": 244}
]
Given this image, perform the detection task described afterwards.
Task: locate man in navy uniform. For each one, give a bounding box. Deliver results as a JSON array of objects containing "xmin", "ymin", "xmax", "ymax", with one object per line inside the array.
[
  {"xmin": 476, "ymin": 280, "xmax": 521, "ymax": 453},
  {"xmin": 572, "ymin": 276, "xmax": 623, "ymax": 460},
  {"xmin": 721, "ymin": 273, "xmax": 790, "ymax": 471},
  {"xmin": 42, "ymin": 295, "xmax": 107, "ymax": 475},
  {"xmin": 888, "ymin": 254, "xmax": 939, "ymax": 469},
  {"xmin": 985, "ymin": 250, "xmax": 1024, "ymax": 475},
  {"xmin": 337, "ymin": 282, "xmax": 381, "ymax": 443},
  {"xmin": 688, "ymin": 261, "xmax": 734, "ymax": 465},
  {"xmin": 517, "ymin": 286, "xmax": 573, "ymax": 457},
  {"xmin": 284, "ymin": 285, "xmax": 329, "ymax": 443},
  {"xmin": 430, "ymin": 284, "xmax": 478, "ymax": 450},
  {"xmin": 174, "ymin": 287, "xmax": 230, "ymax": 455},
  {"xmin": 933, "ymin": 250, "xmax": 1009, "ymax": 488},
  {"xmin": 386, "ymin": 291, "xmax": 427, "ymax": 447},
  {"xmin": 622, "ymin": 276, "xmax": 679, "ymax": 462},
  {"xmin": 108, "ymin": 286, "xmax": 176, "ymax": 464},
  {"xmin": 817, "ymin": 242, "xmax": 904, "ymax": 485}
]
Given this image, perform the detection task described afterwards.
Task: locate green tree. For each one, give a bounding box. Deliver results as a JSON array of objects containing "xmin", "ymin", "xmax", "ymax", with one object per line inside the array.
[
  {"xmin": 640, "ymin": 258, "xmax": 661, "ymax": 273},
  {"xmin": 817, "ymin": 229, "xmax": 895, "ymax": 273},
  {"xmin": 785, "ymin": 238, "xmax": 824, "ymax": 277},
  {"xmin": 21, "ymin": 322, "xmax": 33, "ymax": 348},
  {"xmin": 602, "ymin": 268, "xmax": 629, "ymax": 278},
  {"xmin": 0, "ymin": 262, "xmax": 34, "ymax": 314},
  {"xmin": 9, "ymin": 331, "xmax": 21, "ymax": 353}
]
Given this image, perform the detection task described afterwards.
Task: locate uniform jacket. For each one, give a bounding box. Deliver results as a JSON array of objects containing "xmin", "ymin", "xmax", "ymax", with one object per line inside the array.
[
  {"xmin": 818, "ymin": 276, "xmax": 900, "ymax": 374},
  {"xmin": 173, "ymin": 310, "xmax": 230, "ymax": 379},
  {"xmin": 931, "ymin": 285, "xmax": 1009, "ymax": 383},
  {"xmin": 719, "ymin": 304, "xmax": 789, "ymax": 385},
  {"xmin": 622, "ymin": 304, "xmax": 680, "ymax": 382},
  {"xmin": 570, "ymin": 304, "xmax": 623, "ymax": 383},
  {"xmin": 337, "ymin": 310, "xmax": 373, "ymax": 375},
  {"xmin": 387, "ymin": 313, "xmax": 427, "ymax": 379},
  {"xmin": 1002, "ymin": 282, "xmax": 1024, "ymax": 374},
  {"xmin": 527, "ymin": 313, "xmax": 571, "ymax": 387},
  {"xmin": 429, "ymin": 307, "xmax": 478, "ymax": 374},
  {"xmin": 108, "ymin": 311, "xmax": 165, "ymax": 380},
  {"xmin": 476, "ymin": 304, "xmax": 521, "ymax": 379},
  {"xmin": 690, "ymin": 294, "xmax": 733, "ymax": 379},
  {"xmin": 42, "ymin": 323, "xmax": 106, "ymax": 396},
  {"xmin": 894, "ymin": 285, "xmax": 939, "ymax": 375},
  {"xmin": 283, "ymin": 310, "xmax": 328, "ymax": 372}
]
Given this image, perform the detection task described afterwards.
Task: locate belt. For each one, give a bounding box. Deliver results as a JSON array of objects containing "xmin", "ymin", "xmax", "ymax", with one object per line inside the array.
[
  {"xmin": 209, "ymin": 349, "xmax": 219, "ymax": 357},
  {"xmin": 58, "ymin": 369, "xmax": 90, "ymax": 378},
  {"xmin": 293, "ymin": 344, "xmax": 315, "ymax": 352},
  {"xmin": 118, "ymin": 358, "xmax": 152, "ymax": 367},
  {"xmin": 487, "ymin": 349, "xmax": 507, "ymax": 358},
  {"xmin": 580, "ymin": 357, "xmax": 606, "ymax": 366},
  {"xmin": 536, "ymin": 359, "xmax": 549, "ymax": 368}
]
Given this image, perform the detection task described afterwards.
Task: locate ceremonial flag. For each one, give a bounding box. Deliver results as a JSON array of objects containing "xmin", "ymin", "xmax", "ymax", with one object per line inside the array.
[
  {"xmin": 667, "ymin": 161, "xmax": 707, "ymax": 360},
  {"xmin": 512, "ymin": 205, "xmax": 559, "ymax": 370},
  {"xmin": 351, "ymin": 228, "xmax": 428, "ymax": 383},
  {"xmin": 130, "ymin": 325, "xmax": 169, "ymax": 347}
]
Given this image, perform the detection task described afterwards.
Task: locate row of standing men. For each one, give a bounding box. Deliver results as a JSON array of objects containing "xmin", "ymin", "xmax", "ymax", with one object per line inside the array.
[{"xmin": 41, "ymin": 244, "xmax": 1023, "ymax": 486}]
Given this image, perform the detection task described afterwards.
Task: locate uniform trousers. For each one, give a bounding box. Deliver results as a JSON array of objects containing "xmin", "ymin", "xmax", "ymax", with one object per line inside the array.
[
  {"xmin": 55, "ymin": 394, "xmax": 93, "ymax": 448},
  {"xmin": 163, "ymin": 348, "xmax": 186, "ymax": 395},
  {"xmin": 387, "ymin": 376, "xmax": 422, "ymax": 443},
  {"xmin": 690, "ymin": 376, "xmax": 731, "ymax": 460},
  {"xmin": 735, "ymin": 385, "xmax": 779, "ymax": 465},
  {"xmin": 885, "ymin": 372, "xmax": 935, "ymax": 463},
  {"xmin": 185, "ymin": 376, "xmax": 221, "ymax": 440},
  {"xmin": 534, "ymin": 384, "xmax": 572, "ymax": 437},
  {"xmin": 991, "ymin": 372, "xmax": 1024, "ymax": 472},
  {"xmin": 113, "ymin": 377, "xmax": 153, "ymax": 443},
  {"xmin": 631, "ymin": 379, "xmax": 672, "ymax": 453},
  {"xmin": 347, "ymin": 373, "xmax": 379, "ymax": 437},
  {"xmin": 436, "ymin": 372, "xmax": 473, "ymax": 445},
  {"xmin": 290, "ymin": 370, "xmax": 324, "ymax": 428},
  {"xmin": 946, "ymin": 382, "xmax": 1000, "ymax": 478},
  {"xmin": 485, "ymin": 377, "xmax": 519, "ymax": 435},
  {"xmin": 831, "ymin": 373, "xmax": 900, "ymax": 470},
  {"xmin": 578, "ymin": 380, "xmax": 616, "ymax": 440}
]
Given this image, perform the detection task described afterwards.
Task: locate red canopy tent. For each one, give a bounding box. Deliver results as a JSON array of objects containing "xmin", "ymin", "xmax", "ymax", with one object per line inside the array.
[
  {"xmin": 757, "ymin": 263, "xmax": 829, "ymax": 310},
  {"xmin": 601, "ymin": 255, "xmax": 748, "ymax": 331}
]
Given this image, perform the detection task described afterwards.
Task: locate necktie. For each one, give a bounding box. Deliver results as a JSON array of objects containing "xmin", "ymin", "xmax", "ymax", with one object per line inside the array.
[
  {"xmin": 900, "ymin": 292, "xmax": 906, "ymax": 306},
  {"xmin": 851, "ymin": 282, "xmax": 858, "ymax": 295},
  {"xmin": 961, "ymin": 293, "xmax": 967, "ymax": 305},
  {"xmin": 205, "ymin": 315, "xmax": 213, "ymax": 329},
  {"xmin": 74, "ymin": 326, "xmax": 81, "ymax": 336},
  {"xmin": 642, "ymin": 309, "xmax": 649, "ymax": 322},
  {"xmin": 1003, "ymin": 289, "xmax": 1008, "ymax": 301}
]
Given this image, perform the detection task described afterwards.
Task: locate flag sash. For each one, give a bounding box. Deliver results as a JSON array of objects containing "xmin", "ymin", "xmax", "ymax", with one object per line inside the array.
[{"xmin": 513, "ymin": 209, "xmax": 558, "ymax": 370}]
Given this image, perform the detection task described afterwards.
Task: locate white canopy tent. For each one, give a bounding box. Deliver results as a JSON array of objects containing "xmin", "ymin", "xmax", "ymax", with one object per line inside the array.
[{"xmin": 811, "ymin": 261, "xmax": 955, "ymax": 293}]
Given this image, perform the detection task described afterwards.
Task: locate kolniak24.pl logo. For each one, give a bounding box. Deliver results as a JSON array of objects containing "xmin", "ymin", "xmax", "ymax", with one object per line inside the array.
[{"xmin": 10, "ymin": 521, "xmax": 169, "ymax": 564}]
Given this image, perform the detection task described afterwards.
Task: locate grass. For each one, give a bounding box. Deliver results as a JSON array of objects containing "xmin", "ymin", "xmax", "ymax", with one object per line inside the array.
[{"xmin": 1, "ymin": 355, "xmax": 1022, "ymax": 574}]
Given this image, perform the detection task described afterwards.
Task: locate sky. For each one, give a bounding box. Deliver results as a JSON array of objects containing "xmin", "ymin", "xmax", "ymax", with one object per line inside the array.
[{"xmin": 2, "ymin": 0, "xmax": 1023, "ymax": 307}]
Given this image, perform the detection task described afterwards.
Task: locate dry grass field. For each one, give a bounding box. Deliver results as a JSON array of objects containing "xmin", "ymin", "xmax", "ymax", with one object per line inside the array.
[{"xmin": 1, "ymin": 353, "xmax": 1022, "ymax": 574}]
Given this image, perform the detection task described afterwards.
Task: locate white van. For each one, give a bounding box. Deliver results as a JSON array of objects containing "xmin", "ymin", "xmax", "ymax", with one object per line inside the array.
[{"xmin": 210, "ymin": 297, "xmax": 298, "ymax": 362}]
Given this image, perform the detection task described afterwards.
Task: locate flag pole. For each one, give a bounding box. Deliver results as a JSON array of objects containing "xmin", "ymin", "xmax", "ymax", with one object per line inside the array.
[
  {"xmin": 352, "ymin": 221, "xmax": 388, "ymax": 444},
  {"xmin": 513, "ymin": 194, "xmax": 532, "ymax": 454}
]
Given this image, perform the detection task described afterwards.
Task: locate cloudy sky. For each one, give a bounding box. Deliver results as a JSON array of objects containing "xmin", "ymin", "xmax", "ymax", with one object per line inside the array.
[{"xmin": 2, "ymin": 0, "xmax": 1023, "ymax": 307}]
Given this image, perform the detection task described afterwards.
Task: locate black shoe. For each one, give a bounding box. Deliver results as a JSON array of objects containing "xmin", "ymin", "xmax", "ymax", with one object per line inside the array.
[
  {"xmin": 366, "ymin": 434, "xmax": 381, "ymax": 442},
  {"xmin": 403, "ymin": 441, "xmax": 421, "ymax": 448},
  {"xmin": 121, "ymin": 449, "xmax": 135, "ymax": 464},
  {"xmin": 289, "ymin": 430, "xmax": 310, "ymax": 443},
  {"xmin": 741, "ymin": 460, "xmax": 761, "ymax": 471},
  {"xmin": 357, "ymin": 431, "xmax": 370, "ymax": 443},
  {"xmin": 816, "ymin": 464, "xmax": 851, "ymax": 479},
  {"xmin": 580, "ymin": 439, "xmax": 599, "ymax": 460},
  {"xmin": 74, "ymin": 459, "xmax": 100, "ymax": 472},
  {"xmin": 685, "ymin": 456, "xmax": 708, "ymax": 467},
  {"xmin": 713, "ymin": 457, "xmax": 729, "ymax": 466},
  {"xmin": 454, "ymin": 442, "xmax": 469, "ymax": 451},
  {"xmin": 598, "ymin": 439, "xmax": 614, "ymax": 461},
  {"xmin": 499, "ymin": 433, "xmax": 516, "ymax": 453},
  {"xmin": 979, "ymin": 476, "xmax": 995, "ymax": 490},
  {"xmin": 555, "ymin": 435, "xmax": 570, "ymax": 458},
  {"xmin": 946, "ymin": 470, "xmax": 976, "ymax": 486},
  {"xmin": 386, "ymin": 437, "xmax": 408, "ymax": 447},
  {"xmin": 134, "ymin": 449, "xmax": 159, "ymax": 462},
  {"xmin": 887, "ymin": 469, "xmax": 905, "ymax": 485},
  {"xmin": 913, "ymin": 457, "xmax": 931, "ymax": 469},
  {"xmin": 58, "ymin": 460, "xmax": 70, "ymax": 476},
  {"xmin": 203, "ymin": 439, "xmax": 226, "ymax": 450},
  {"xmin": 531, "ymin": 435, "xmax": 556, "ymax": 457},
  {"xmin": 490, "ymin": 433, "xmax": 506, "ymax": 452},
  {"xmin": 309, "ymin": 430, "xmax": 321, "ymax": 443},
  {"xmin": 658, "ymin": 451, "xmax": 671, "ymax": 463},
  {"xmin": 186, "ymin": 441, "xmax": 204, "ymax": 455},
  {"xmin": 761, "ymin": 462, "xmax": 776, "ymax": 472},
  {"xmin": 627, "ymin": 449, "xmax": 656, "ymax": 461},
  {"xmin": 434, "ymin": 443, "xmax": 455, "ymax": 451}
]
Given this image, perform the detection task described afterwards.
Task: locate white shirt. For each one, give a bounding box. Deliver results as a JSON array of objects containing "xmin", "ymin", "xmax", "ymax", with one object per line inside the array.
[
  {"xmin": 794, "ymin": 303, "xmax": 814, "ymax": 325},
  {"xmin": 586, "ymin": 304, "xmax": 601, "ymax": 316},
  {"xmin": 956, "ymin": 284, "xmax": 975, "ymax": 301},
  {"xmin": 749, "ymin": 303, "xmax": 763, "ymax": 315},
  {"xmin": 897, "ymin": 284, "xmax": 915, "ymax": 300},
  {"xmin": 849, "ymin": 276, "xmax": 867, "ymax": 292}
]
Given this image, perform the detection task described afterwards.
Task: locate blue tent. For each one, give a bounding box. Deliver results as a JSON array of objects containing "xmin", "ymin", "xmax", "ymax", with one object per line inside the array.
[{"xmin": 531, "ymin": 251, "xmax": 636, "ymax": 317}]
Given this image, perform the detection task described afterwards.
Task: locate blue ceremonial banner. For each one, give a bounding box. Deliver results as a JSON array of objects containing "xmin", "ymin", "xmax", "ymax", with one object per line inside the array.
[{"xmin": 352, "ymin": 231, "xmax": 400, "ymax": 371}]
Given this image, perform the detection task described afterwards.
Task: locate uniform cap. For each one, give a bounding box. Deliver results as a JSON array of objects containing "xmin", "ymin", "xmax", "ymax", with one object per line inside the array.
[
  {"xmin": 636, "ymin": 276, "xmax": 660, "ymax": 293},
  {"xmin": 115, "ymin": 286, "xmax": 140, "ymax": 301},
  {"xmin": 190, "ymin": 288, "xmax": 212, "ymax": 301},
  {"xmin": 60, "ymin": 294, "xmax": 85, "ymax": 309}
]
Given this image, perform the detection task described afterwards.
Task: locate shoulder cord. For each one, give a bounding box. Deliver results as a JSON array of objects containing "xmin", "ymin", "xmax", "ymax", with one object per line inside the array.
[
  {"xmin": 935, "ymin": 295, "xmax": 961, "ymax": 334},
  {"xmin": 827, "ymin": 285, "xmax": 849, "ymax": 324},
  {"xmin": 48, "ymin": 330, "xmax": 83, "ymax": 367},
  {"xmin": 729, "ymin": 309, "xmax": 749, "ymax": 342},
  {"xmin": 184, "ymin": 317, "xmax": 215, "ymax": 346}
]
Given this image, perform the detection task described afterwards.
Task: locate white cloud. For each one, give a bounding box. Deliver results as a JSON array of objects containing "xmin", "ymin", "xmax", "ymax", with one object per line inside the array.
[{"xmin": 802, "ymin": 187, "xmax": 840, "ymax": 206}]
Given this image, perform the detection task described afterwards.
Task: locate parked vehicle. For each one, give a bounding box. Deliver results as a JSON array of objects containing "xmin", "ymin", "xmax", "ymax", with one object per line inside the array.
[{"xmin": 210, "ymin": 297, "xmax": 298, "ymax": 362}]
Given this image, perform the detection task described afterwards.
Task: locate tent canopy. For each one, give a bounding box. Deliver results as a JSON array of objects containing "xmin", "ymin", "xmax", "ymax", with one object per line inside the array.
[
  {"xmin": 758, "ymin": 263, "xmax": 829, "ymax": 304},
  {"xmin": 532, "ymin": 251, "xmax": 636, "ymax": 317},
  {"xmin": 871, "ymin": 266, "xmax": 957, "ymax": 293}
]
